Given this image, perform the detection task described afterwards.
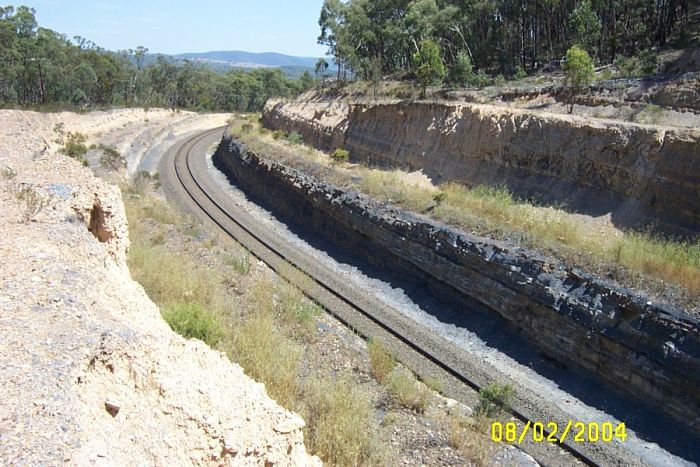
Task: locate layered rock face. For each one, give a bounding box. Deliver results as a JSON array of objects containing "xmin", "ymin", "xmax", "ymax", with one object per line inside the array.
[
  {"xmin": 263, "ymin": 98, "xmax": 700, "ymax": 233},
  {"xmin": 0, "ymin": 110, "xmax": 319, "ymax": 466},
  {"xmin": 215, "ymin": 134, "xmax": 700, "ymax": 433}
]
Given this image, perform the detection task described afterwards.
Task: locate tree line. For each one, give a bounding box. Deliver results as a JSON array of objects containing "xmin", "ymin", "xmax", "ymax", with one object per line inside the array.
[
  {"xmin": 318, "ymin": 0, "xmax": 696, "ymax": 81},
  {"xmin": 0, "ymin": 6, "xmax": 314, "ymax": 110}
]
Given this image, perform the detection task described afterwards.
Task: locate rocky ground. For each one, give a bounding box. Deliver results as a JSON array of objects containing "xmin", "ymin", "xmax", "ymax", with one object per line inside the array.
[{"xmin": 0, "ymin": 109, "xmax": 320, "ymax": 466}]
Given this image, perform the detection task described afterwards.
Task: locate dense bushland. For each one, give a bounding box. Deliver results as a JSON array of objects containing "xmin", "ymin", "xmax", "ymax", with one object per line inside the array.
[
  {"xmin": 0, "ymin": 6, "xmax": 314, "ymax": 111},
  {"xmin": 317, "ymin": 0, "xmax": 697, "ymax": 81}
]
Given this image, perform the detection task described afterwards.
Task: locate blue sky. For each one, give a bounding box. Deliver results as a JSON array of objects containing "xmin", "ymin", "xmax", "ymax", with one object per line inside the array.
[{"xmin": 23, "ymin": 0, "xmax": 328, "ymax": 57}]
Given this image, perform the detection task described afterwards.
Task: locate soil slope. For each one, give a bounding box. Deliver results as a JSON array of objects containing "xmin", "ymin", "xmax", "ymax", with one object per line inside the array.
[{"xmin": 0, "ymin": 109, "xmax": 320, "ymax": 466}]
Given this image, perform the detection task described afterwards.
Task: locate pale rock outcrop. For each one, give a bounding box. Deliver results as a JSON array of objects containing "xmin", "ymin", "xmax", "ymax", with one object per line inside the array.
[
  {"xmin": 0, "ymin": 110, "xmax": 320, "ymax": 466},
  {"xmin": 263, "ymin": 96, "xmax": 700, "ymax": 233}
]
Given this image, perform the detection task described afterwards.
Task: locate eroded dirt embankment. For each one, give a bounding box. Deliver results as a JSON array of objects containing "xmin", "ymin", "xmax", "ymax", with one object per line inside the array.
[
  {"xmin": 214, "ymin": 134, "xmax": 700, "ymax": 434},
  {"xmin": 0, "ymin": 110, "xmax": 319, "ymax": 466},
  {"xmin": 263, "ymin": 98, "xmax": 700, "ymax": 233}
]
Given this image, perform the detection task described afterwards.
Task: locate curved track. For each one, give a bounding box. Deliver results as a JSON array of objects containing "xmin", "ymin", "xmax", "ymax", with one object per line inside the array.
[{"xmin": 160, "ymin": 127, "xmax": 687, "ymax": 467}]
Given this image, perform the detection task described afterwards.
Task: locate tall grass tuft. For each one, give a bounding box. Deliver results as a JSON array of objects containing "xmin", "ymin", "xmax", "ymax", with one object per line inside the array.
[
  {"xmin": 301, "ymin": 378, "xmax": 386, "ymax": 466},
  {"xmin": 368, "ymin": 339, "xmax": 396, "ymax": 383},
  {"xmin": 386, "ymin": 369, "xmax": 430, "ymax": 413}
]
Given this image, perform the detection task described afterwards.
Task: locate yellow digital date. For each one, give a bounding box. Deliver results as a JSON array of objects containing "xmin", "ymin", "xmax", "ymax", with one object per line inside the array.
[{"xmin": 491, "ymin": 421, "xmax": 627, "ymax": 444}]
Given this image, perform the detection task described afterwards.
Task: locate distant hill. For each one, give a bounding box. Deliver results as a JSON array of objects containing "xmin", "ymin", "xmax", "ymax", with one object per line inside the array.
[
  {"xmin": 137, "ymin": 50, "xmax": 322, "ymax": 78},
  {"xmin": 173, "ymin": 50, "xmax": 320, "ymax": 69}
]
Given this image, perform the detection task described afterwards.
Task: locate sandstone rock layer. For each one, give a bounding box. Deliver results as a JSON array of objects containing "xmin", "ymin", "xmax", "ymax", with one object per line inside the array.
[{"xmin": 263, "ymin": 98, "xmax": 700, "ymax": 233}]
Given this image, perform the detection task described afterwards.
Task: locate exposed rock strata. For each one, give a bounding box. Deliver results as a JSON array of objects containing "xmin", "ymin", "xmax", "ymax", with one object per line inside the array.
[
  {"xmin": 0, "ymin": 110, "xmax": 319, "ymax": 466},
  {"xmin": 263, "ymin": 98, "xmax": 700, "ymax": 232},
  {"xmin": 214, "ymin": 134, "xmax": 700, "ymax": 433}
]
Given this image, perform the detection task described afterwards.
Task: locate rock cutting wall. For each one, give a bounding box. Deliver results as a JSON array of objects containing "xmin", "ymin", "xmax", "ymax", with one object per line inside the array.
[
  {"xmin": 263, "ymin": 99, "xmax": 700, "ymax": 233},
  {"xmin": 215, "ymin": 134, "xmax": 700, "ymax": 433}
]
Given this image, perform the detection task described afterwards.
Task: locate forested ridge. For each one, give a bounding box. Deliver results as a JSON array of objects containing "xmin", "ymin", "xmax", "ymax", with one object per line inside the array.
[
  {"xmin": 318, "ymin": 0, "xmax": 699, "ymax": 80},
  {"xmin": 0, "ymin": 6, "xmax": 314, "ymax": 110}
]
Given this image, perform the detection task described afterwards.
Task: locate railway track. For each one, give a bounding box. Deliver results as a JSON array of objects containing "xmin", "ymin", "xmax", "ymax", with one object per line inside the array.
[{"xmin": 162, "ymin": 127, "xmax": 675, "ymax": 467}]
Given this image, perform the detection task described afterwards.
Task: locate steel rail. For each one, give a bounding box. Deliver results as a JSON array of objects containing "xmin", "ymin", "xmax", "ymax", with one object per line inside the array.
[{"xmin": 172, "ymin": 127, "xmax": 602, "ymax": 467}]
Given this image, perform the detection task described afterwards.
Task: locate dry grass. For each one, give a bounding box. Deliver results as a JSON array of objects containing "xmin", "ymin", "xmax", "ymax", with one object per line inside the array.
[
  {"xmin": 15, "ymin": 184, "xmax": 46, "ymax": 223},
  {"xmin": 447, "ymin": 413, "xmax": 498, "ymax": 466},
  {"xmin": 228, "ymin": 278, "xmax": 303, "ymax": 408},
  {"xmin": 386, "ymin": 368, "xmax": 430, "ymax": 413},
  {"xmin": 124, "ymin": 182, "xmax": 387, "ymax": 465},
  {"xmin": 367, "ymin": 339, "xmax": 429, "ymax": 413},
  {"xmin": 227, "ymin": 113, "xmax": 700, "ymax": 300},
  {"xmin": 368, "ymin": 339, "xmax": 396, "ymax": 383},
  {"xmin": 301, "ymin": 377, "xmax": 386, "ymax": 465}
]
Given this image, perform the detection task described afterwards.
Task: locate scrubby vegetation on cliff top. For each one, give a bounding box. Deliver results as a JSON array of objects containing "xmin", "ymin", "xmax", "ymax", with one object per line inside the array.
[
  {"xmin": 317, "ymin": 0, "xmax": 697, "ymax": 82},
  {"xmin": 229, "ymin": 115, "xmax": 700, "ymax": 311}
]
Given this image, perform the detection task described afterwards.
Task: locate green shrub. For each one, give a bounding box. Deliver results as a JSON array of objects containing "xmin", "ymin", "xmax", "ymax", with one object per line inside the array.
[
  {"xmin": 638, "ymin": 49, "xmax": 658, "ymax": 75},
  {"xmin": 475, "ymin": 382, "xmax": 514, "ymax": 417},
  {"xmin": 615, "ymin": 56, "xmax": 638, "ymax": 78},
  {"xmin": 451, "ymin": 51, "xmax": 473, "ymax": 85},
  {"xmin": 286, "ymin": 131, "xmax": 304, "ymax": 145},
  {"xmin": 241, "ymin": 123, "xmax": 254, "ymax": 134},
  {"xmin": 368, "ymin": 339, "xmax": 396, "ymax": 383},
  {"xmin": 493, "ymin": 74, "xmax": 506, "ymax": 87},
  {"xmin": 469, "ymin": 70, "xmax": 492, "ymax": 89},
  {"xmin": 331, "ymin": 148, "xmax": 350, "ymax": 163},
  {"xmin": 59, "ymin": 132, "xmax": 88, "ymax": 164},
  {"xmin": 513, "ymin": 65, "xmax": 527, "ymax": 81},
  {"xmin": 412, "ymin": 39, "xmax": 446, "ymax": 97},
  {"xmin": 162, "ymin": 303, "xmax": 223, "ymax": 346},
  {"xmin": 272, "ymin": 130, "xmax": 285, "ymax": 140}
]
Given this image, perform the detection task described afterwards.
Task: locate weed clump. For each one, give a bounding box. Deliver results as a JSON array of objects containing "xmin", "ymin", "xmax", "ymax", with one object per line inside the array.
[
  {"xmin": 634, "ymin": 103, "xmax": 665, "ymax": 124},
  {"xmin": 162, "ymin": 303, "xmax": 223, "ymax": 346},
  {"xmin": 15, "ymin": 184, "xmax": 46, "ymax": 223},
  {"xmin": 475, "ymin": 381, "xmax": 514, "ymax": 417},
  {"xmin": 286, "ymin": 131, "xmax": 304, "ymax": 145},
  {"xmin": 386, "ymin": 369, "xmax": 430, "ymax": 413},
  {"xmin": 368, "ymin": 339, "xmax": 396, "ymax": 383},
  {"xmin": 227, "ymin": 251, "xmax": 251, "ymax": 275},
  {"xmin": 99, "ymin": 144, "xmax": 123, "ymax": 169},
  {"xmin": 331, "ymin": 148, "xmax": 350, "ymax": 163},
  {"xmin": 59, "ymin": 132, "xmax": 88, "ymax": 165},
  {"xmin": 1, "ymin": 166, "xmax": 17, "ymax": 179}
]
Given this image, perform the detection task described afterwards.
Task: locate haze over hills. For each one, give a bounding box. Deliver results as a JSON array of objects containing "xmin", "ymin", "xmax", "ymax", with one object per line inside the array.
[
  {"xmin": 173, "ymin": 50, "xmax": 320, "ymax": 68},
  {"xmin": 139, "ymin": 50, "xmax": 324, "ymax": 78}
]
